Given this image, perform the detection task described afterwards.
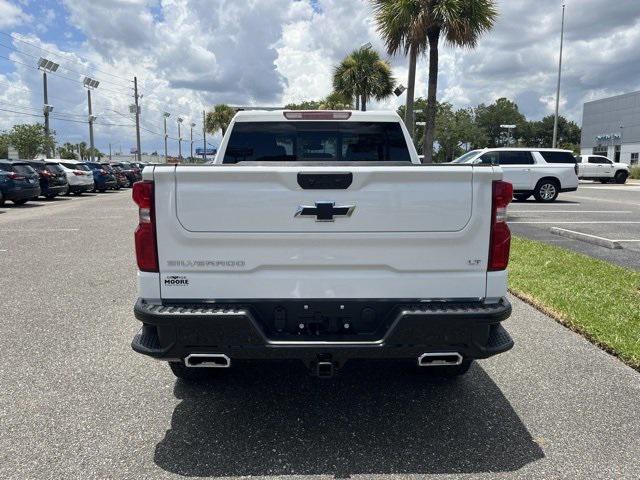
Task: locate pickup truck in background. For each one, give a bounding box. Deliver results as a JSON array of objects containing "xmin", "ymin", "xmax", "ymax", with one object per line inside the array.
[
  {"xmin": 452, "ymin": 147, "xmax": 579, "ymax": 202},
  {"xmin": 576, "ymin": 154, "xmax": 629, "ymax": 184},
  {"xmin": 131, "ymin": 110, "xmax": 514, "ymax": 381}
]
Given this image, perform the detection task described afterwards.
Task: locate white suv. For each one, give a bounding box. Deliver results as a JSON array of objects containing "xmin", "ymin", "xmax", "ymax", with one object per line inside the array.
[
  {"xmin": 54, "ymin": 159, "xmax": 95, "ymax": 195},
  {"xmin": 452, "ymin": 148, "xmax": 579, "ymax": 202}
]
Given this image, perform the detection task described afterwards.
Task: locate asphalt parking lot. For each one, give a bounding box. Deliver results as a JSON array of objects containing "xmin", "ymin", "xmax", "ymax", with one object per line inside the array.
[
  {"xmin": 509, "ymin": 181, "xmax": 640, "ymax": 269},
  {"xmin": 1, "ymin": 190, "xmax": 639, "ymax": 479}
]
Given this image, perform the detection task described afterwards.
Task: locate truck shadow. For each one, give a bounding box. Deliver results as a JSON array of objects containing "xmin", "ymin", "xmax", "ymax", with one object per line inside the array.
[{"xmin": 154, "ymin": 360, "xmax": 543, "ymax": 477}]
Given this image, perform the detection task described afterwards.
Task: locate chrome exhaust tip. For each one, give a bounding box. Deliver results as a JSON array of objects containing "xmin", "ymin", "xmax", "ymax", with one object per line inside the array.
[
  {"xmin": 417, "ymin": 352, "xmax": 463, "ymax": 367},
  {"xmin": 184, "ymin": 354, "xmax": 231, "ymax": 368}
]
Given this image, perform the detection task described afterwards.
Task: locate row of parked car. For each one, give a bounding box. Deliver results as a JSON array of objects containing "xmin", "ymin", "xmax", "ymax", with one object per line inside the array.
[{"xmin": 0, "ymin": 159, "xmax": 146, "ymax": 206}]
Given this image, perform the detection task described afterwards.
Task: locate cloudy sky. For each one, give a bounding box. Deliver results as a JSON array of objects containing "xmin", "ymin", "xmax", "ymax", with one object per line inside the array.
[{"xmin": 1, "ymin": 0, "xmax": 639, "ymax": 156}]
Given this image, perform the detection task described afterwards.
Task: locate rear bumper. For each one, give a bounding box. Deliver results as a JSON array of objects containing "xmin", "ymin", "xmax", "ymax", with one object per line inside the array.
[
  {"xmin": 41, "ymin": 184, "xmax": 68, "ymax": 196},
  {"xmin": 69, "ymin": 183, "xmax": 94, "ymax": 192},
  {"xmin": 132, "ymin": 298, "xmax": 513, "ymax": 365},
  {"xmin": 6, "ymin": 186, "xmax": 41, "ymax": 201}
]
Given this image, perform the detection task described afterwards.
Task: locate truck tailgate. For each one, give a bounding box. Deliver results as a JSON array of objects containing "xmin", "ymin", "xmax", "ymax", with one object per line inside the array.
[{"xmin": 153, "ymin": 165, "xmax": 500, "ymax": 300}]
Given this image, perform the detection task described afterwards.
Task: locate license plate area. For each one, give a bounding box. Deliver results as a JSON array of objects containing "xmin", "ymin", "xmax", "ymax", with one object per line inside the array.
[{"xmin": 247, "ymin": 300, "xmax": 400, "ymax": 341}]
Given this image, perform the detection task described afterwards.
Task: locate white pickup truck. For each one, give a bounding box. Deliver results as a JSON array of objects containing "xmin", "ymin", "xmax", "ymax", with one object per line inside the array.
[
  {"xmin": 576, "ymin": 155, "xmax": 629, "ymax": 184},
  {"xmin": 131, "ymin": 110, "xmax": 514, "ymax": 380}
]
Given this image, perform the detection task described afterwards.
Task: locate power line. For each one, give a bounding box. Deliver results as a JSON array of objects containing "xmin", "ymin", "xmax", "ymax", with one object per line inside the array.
[
  {"xmin": 0, "ymin": 41, "xmax": 131, "ymax": 91},
  {"xmin": 0, "ymin": 31, "xmax": 133, "ymax": 84},
  {"xmin": 0, "ymin": 53, "xmax": 133, "ymax": 100}
]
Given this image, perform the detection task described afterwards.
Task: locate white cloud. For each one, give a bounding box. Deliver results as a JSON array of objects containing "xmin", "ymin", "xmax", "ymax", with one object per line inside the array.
[{"xmin": 0, "ymin": 0, "xmax": 31, "ymax": 28}]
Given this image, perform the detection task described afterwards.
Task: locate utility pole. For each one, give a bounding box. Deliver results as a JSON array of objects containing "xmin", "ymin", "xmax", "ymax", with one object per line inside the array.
[
  {"xmin": 190, "ymin": 122, "xmax": 195, "ymax": 160},
  {"xmin": 83, "ymin": 77, "xmax": 100, "ymax": 161},
  {"xmin": 43, "ymin": 72, "xmax": 50, "ymax": 157},
  {"xmin": 163, "ymin": 112, "xmax": 170, "ymax": 163},
  {"xmin": 37, "ymin": 59, "xmax": 59, "ymax": 158},
  {"xmin": 202, "ymin": 110, "xmax": 207, "ymax": 161},
  {"xmin": 133, "ymin": 76, "xmax": 142, "ymax": 162},
  {"xmin": 87, "ymin": 89, "xmax": 94, "ymax": 160},
  {"xmin": 552, "ymin": 2, "xmax": 566, "ymax": 148},
  {"xmin": 177, "ymin": 117, "xmax": 183, "ymax": 160},
  {"xmin": 109, "ymin": 143, "xmax": 112, "ymax": 161}
]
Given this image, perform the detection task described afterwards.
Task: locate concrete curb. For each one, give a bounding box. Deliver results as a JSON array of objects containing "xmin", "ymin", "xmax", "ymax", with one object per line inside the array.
[{"xmin": 550, "ymin": 227, "xmax": 622, "ymax": 249}]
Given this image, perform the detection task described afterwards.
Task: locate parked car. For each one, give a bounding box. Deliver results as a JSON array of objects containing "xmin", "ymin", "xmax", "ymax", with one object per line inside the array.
[
  {"xmin": 103, "ymin": 163, "xmax": 128, "ymax": 188},
  {"xmin": 451, "ymin": 148, "xmax": 579, "ymax": 202},
  {"xmin": 56, "ymin": 160, "xmax": 95, "ymax": 195},
  {"xmin": 111, "ymin": 162, "xmax": 142, "ymax": 185},
  {"xmin": 131, "ymin": 110, "xmax": 514, "ymax": 381},
  {"xmin": 24, "ymin": 160, "xmax": 69, "ymax": 199},
  {"xmin": 576, "ymin": 155, "xmax": 629, "ymax": 184},
  {"xmin": 0, "ymin": 160, "xmax": 41, "ymax": 206},
  {"xmin": 84, "ymin": 161, "xmax": 118, "ymax": 192}
]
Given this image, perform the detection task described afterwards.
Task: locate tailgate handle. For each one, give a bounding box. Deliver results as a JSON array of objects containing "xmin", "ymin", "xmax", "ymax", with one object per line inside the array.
[{"xmin": 297, "ymin": 172, "xmax": 352, "ymax": 190}]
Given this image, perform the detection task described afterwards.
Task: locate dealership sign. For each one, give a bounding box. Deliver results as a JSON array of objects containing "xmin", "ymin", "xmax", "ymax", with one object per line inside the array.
[{"xmin": 594, "ymin": 133, "xmax": 621, "ymax": 142}]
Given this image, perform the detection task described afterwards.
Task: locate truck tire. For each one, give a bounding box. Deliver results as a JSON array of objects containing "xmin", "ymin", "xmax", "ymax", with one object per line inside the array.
[
  {"xmin": 13, "ymin": 199, "xmax": 28, "ymax": 205},
  {"xmin": 169, "ymin": 361, "xmax": 218, "ymax": 382},
  {"xmin": 534, "ymin": 179, "xmax": 559, "ymax": 202},
  {"xmin": 614, "ymin": 171, "xmax": 628, "ymax": 184},
  {"xmin": 0, "ymin": 191, "xmax": 4, "ymax": 207},
  {"xmin": 514, "ymin": 193, "xmax": 530, "ymax": 202}
]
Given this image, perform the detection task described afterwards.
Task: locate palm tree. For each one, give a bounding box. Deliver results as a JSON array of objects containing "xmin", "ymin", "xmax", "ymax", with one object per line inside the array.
[
  {"xmin": 205, "ymin": 104, "xmax": 236, "ymax": 136},
  {"xmin": 333, "ymin": 46, "xmax": 395, "ymax": 111},
  {"xmin": 373, "ymin": 0, "xmax": 497, "ymax": 161},
  {"xmin": 372, "ymin": 0, "xmax": 428, "ymax": 140},
  {"xmin": 320, "ymin": 91, "xmax": 353, "ymax": 110}
]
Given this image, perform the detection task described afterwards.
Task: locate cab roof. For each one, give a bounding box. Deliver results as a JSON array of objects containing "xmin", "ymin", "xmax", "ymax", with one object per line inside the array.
[{"xmin": 233, "ymin": 110, "xmax": 402, "ymax": 123}]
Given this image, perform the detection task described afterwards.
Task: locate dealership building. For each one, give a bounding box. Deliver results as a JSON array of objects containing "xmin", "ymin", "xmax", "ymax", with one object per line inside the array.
[{"xmin": 581, "ymin": 90, "xmax": 640, "ymax": 165}]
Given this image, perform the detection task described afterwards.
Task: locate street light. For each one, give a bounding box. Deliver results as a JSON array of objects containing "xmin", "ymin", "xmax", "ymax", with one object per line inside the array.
[
  {"xmin": 84, "ymin": 76, "xmax": 100, "ymax": 160},
  {"xmin": 177, "ymin": 117, "xmax": 184, "ymax": 159},
  {"xmin": 394, "ymin": 84, "xmax": 406, "ymax": 97},
  {"xmin": 552, "ymin": 2, "xmax": 566, "ymax": 148},
  {"xmin": 37, "ymin": 57, "xmax": 59, "ymax": 157},
  {"xmin": 163, "ymin": 112, "xmax": 170, "ymax": 162}
]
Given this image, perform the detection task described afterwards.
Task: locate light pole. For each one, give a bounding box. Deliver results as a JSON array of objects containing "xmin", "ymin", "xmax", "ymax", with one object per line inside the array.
[
  {"xmin": 37, "ymin": 58, "xmax": 59, "ymax": 158},
  {"xmin": 163, "ymin": 112, "xmax": 170, "ymax": 163},
  {"xmin": 177, "ymin": 117, "xmax": 183, "ymax": 159},
  {"xmin": 190, "ymin": 122, "xmax": 196, "ymax": 160},
  {"xmin": 83, "ymin": 77, "xmax": 100, "ymax": 160},
  {"xmin": 132, "ymin": 77, "xmax": 142, "ymax": 163},
  {"xmin": 552, "ymin": 2, "xmax": 566, "ymax": 148},
  {"xmin": 202, "ymin": 110, "xmax": 207, "ymax": 161}
]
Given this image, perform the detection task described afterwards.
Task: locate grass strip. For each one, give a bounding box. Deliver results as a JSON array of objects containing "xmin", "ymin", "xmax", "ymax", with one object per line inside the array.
[{"xmin": 509, "ymin": 236, "xmax": 640, "ymax": 370}]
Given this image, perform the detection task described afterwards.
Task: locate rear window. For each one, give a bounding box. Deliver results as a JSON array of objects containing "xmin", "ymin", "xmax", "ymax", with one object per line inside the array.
[
  {"xmin": 85, "ymin": 162, "xmax": 102, "ymax": 170},
  {"xmin": 0, "ymin": 163, "xmax": 12, "ymax": 172},
  {"xmin": 26, "ymin": 162, "xmax": 46, "ymax": 172},
  {"xmin": 45, "ymin": 164, "xmax": 64, "ymax": 174},
  {"xmin": 12, "ymin": 163, "xmax": 36, "ymax": 175},
  {"xmin": 479, "ymin": 151, "xmax": 534, "ymax": 165},
  {"xmin": 540, "ymin": 151, "xmax": 576, "ymax": 164},
  {"xmin": 222, "ymin": 121, "xmax": 411, "ymax": 163}
]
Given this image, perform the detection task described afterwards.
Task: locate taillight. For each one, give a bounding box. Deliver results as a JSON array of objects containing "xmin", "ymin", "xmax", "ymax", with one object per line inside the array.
[
  {"xmin": 8, "ymin": 172, "xmax": 25, "ymax": 180},
  {"xmin": 132, "ymin": 181, "xmax": 158, "ymax": 272},
  {"xmin": 488, "ymin": 180, "xmax": 513, "ymax": 271},
  {"xmin": 73, "ymin": 170, "xmax": 83, "ymax": 176},
  {"xmin": 99, "ymin": 169, "xmax": 108, "ymax": 175}
]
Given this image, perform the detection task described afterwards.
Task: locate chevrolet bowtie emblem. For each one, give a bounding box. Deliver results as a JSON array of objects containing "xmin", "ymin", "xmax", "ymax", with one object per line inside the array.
[{"xmin": 295, "ymin": 201, "xmax": 355, "ymax": 222}]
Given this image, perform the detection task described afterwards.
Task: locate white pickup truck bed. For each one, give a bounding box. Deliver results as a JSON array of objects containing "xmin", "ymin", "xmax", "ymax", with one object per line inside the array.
[{"xmin": 131, "ymin": 111, "xmax": 514, "ymax": 379}]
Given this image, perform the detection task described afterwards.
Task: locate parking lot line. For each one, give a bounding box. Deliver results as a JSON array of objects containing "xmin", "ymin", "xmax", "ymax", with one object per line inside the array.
[
  {"xmin": 509, "ymin": 210, "xmax": 632, "ymax": 214},
  {"xmin": 509, "ymin": 221, "xmax": 640, "ymax": 224},
  {"xmin": 0, "ymin": 228, "xmax": 80, "ymax": 232}
]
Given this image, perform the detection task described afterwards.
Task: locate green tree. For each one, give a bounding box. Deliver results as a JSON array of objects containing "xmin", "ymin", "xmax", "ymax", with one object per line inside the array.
[
  {"xmin": 58, "ymin": 142, "xmax": 77, "ymax": 159},
  {"xmin": 408, "ymin": 0, "xmax": 498, "ymax": 162},
  {"xmin": 6, "ymin": 123, "xmax": 55, "ymax": 159},
  {"xmin": 284, "ymin": 100, "xmax": 323, "ymax": 110},
  {"xmin": 475, "ymin": 98, "xmax": 527, "ymax": 147},
  {"xmin": 86, "ymin": 147, "xmax": 103, "ymax": 160},
  {"xmin": 0, "ymin": 132, "xmax": 9, "ymax": 158},
  {"xmin": 372, "ymin": 0, "xmax": 428, "ymax": 140},
  {"xmin": 77, "ymin": 141, "xmax": 88, "ymax": 160},
  {"xmin": 333, "ymin": 45, "xmax": 395, "ymax": 111},
  {"xmin": 320, "ymin": 91, "xmax": 353, "ymax": 110},
  {"xmin": 205, "ymin": 104, "xmax": 236, "ymax": 137},
  {"xmin": 526, "ymin": 115, "xmax": 581, "ymax": 148}
]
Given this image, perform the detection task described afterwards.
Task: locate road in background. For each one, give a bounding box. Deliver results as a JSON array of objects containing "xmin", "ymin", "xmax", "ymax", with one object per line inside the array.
[
  {"xmin": 1, "ymin": 191, "xmax": 639, "ymax": 479},
  {"xmin": 510, "ymin": 182, "xmax": 640, "ymax": 269}
]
